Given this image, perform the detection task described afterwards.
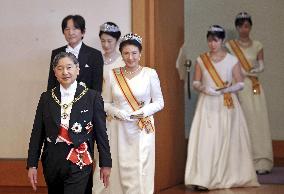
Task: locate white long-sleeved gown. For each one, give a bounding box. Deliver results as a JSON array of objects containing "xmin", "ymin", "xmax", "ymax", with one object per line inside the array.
[
  {"xmin": 93, "ymin": 56, "xmax": 125, "ymax": 194},
  {"xmin": 103, "ymin": 67, "xmax": 164, "ymax": 194}
]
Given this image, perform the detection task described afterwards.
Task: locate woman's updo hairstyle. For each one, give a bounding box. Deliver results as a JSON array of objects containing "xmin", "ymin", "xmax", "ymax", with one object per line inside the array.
[
  {"xmin": 119, "ymin": 33, "xmax": 143, "ymax": 52},
  {"xmin": 206, "ymin": 25, "xmax": 226, "ymax": 40},
  {"xmin": 99, "ymin": 22, "xmax": 121, "ymax": 40},
  {"xmin": 234, "ymin": 12, "xmax": 253, "ymax": 27}
]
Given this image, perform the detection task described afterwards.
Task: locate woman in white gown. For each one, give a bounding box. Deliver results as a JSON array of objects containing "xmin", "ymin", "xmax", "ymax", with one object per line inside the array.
[
  {"xmin": 101, "ymin": 33, "xmax": 164, "ymax": 194},
  {"xmin": 226, "ymin": 12, "xmax": 273, "ymax": 174},
  {"xmin": 93, "ymin": 22, "xmax": 125, "ymax": 194},
  {"xmin": 184, "ymin": 25, "xmax": 259, "ymax": 190}
]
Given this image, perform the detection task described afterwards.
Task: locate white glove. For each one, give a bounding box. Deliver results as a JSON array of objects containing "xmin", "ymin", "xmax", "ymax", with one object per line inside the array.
[
  {"xmin": 193, "ymin": 80, "xmax": 221, "ymax": 96},
  {"xmin": 193, "ymin": 80, "xmax": 205, "ymax": 92},
  {"xmin": 114, "ymin": 110, "xmax": 131, "ymax": 121},
  {"xmin": 130, "ymin": 109, "xmax": 145, "ymax": 119},
  {"xmin": 203, "ymin": 86, "xmax": 222, "ymax": 96},
  {"xmin": 242, "ymin": 69, "xmax": 257, "ymax": 77},
  {"xmin": 221, "ymin": 82, "xmax": 244, "ymax": 93},
  {"xmin": 250, "ymin": 60, "xmax": 264, "ymax": 74}
]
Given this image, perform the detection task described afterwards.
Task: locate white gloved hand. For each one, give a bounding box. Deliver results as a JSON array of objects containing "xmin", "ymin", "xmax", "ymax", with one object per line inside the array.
[
  {"xmin": 193, "ymin": 81, "xmax": 205, "ymax": 92},
  {"xmin": 203, "ymin": 86, "xmax": 221, "ymax": 96},
  {"xmin": 250, "ymin": 68, "xmax": 258, "ymax": 74},
  {"xmin": 130, "ymin": 109, "xmax": 145, "ymax": 119},
  {"xmin": 250, "ymin": 60, "xmax": 264, "ymax": 74},
  {"xmin": 114, "ymin": 110, "xmax": 131, "ymax": 121},
  {"xmin": 220, "ymin": 82, "xmax": 244, "ymax": 94},
  {"xmin": 193, "ymin": 80, "xmax": 221, "ymax": 96}
]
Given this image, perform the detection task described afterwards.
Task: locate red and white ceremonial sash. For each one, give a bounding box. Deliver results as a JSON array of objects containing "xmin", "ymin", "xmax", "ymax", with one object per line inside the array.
[
  {"xmin": 200, "ymin": 53, "xmax": 234, "ymax": 109},
  {"xmin": 112, "ymin": 67, "xmax": 155, "ymax": 133},
  {"xmin": 58, "ymin": 125, "xmax": 92, "ymax": 169},
  {"xmin": 228, "ymin": 40, "xmax": 261, "ymax": 95}
]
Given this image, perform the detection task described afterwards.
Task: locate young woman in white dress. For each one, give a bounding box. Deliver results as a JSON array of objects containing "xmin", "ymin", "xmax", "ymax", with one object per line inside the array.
[
  {"xmin": 99, "ymin": 33, "xmax": 164, "ymax": 194},
  {"xmin": 93, "ymin": 22, "xmax": 125, "ymax": 194},
  {"xmin": 184, "ymin": 25, "xmax": 259, "ymax": 191},
  {"xmin": 226, "ymin": 12, "xmax": 273, "ymax": 174}
]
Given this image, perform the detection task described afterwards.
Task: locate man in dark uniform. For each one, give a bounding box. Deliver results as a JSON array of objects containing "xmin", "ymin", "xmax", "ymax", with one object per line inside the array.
[
  {"xmin": 47, "ymin": 15, "xmax": 103, "ymax": 92},
  {"xmin": 27, "ymin": 52, "xmax": 111, "ymax": 194}
]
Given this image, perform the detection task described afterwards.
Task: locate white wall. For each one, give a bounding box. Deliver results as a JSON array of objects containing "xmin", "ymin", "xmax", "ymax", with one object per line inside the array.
[
  {"xmin": 184, "ymin": 0, "xmax": 284, "ymax": 139},
  {"xmin": 0, "ymin": 0, "xmax": 131, "ymax": 158}
]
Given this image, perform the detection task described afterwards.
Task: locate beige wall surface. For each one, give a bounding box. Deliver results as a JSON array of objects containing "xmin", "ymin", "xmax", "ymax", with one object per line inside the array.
[
  {"xmin": 0, "ymin": 0, "xmax": 131, "ymax": 158},
  {"xmin": 184, "ymin": 0, "xmax": 284, "ymax": 139}
]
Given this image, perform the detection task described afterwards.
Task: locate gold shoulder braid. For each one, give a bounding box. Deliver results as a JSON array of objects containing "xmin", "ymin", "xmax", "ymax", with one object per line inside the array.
[{"xmin": 51, "ymin": 84, "xmax": 88, "ymax": 119}]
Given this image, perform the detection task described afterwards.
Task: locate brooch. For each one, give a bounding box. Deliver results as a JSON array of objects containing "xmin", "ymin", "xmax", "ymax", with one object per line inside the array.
[
  {"xmin": 85, "ymin": 122, "xmax": 93, "ymax": 133},
  {"xmin": 71, "ymin": 122, "xmax": 82, "ymax": 133}
]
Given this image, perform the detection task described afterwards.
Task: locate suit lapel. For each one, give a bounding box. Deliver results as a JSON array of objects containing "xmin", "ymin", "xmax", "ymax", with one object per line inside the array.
[
  {"xmin": 78, "ymin": 43, "xmax": 88, "ymax": 69},
  {"xmin": 49, "ymin": 87, "xmax": 61, "ymax": 129},
  {"xmin": 62, "ymin": 45, "xmax": 68, "ymax": 52}
]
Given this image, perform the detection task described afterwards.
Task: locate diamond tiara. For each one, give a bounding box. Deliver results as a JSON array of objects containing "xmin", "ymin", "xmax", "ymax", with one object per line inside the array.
[
  {"xmin": 120, "ymin": 33, "xmax": 142, "ymax": 44},
  {"xmin": 236, "ymin": 12, "xmax": 251, "ymax": 19},
  {"xmin": 100, "ymin": 23, "xmax": 120, "ymax": 32},
  {"xmin": 208, "ymin": 26, "xmax": 224, "ymax": 32}
]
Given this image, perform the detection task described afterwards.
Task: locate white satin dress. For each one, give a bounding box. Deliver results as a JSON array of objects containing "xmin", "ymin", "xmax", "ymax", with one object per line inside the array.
[
  {"xmin": 93, "ymin": 56, "xmax": 125, "ymax": 194},
  {"xmin": 184, "ymin": 53, "xmax": 259, "ymax": 189},
  {"xmin": 97, "ymin": 67, "xmax": 164, "ymax": 194},
  {"xmin": 226, "ymin": 40, "xmax": 273, "ymax": 172}
]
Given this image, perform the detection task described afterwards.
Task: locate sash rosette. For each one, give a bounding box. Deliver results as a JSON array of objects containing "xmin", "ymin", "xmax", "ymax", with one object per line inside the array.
[{"xmin": 58, "ymin": 124, "xmax": 92, "ymax": 169}]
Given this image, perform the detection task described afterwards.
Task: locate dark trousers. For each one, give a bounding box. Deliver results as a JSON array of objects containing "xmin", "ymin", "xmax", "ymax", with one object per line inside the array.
[{"xmin": 42, "ymin": 143, "xmax": 92, "ymax": 194}]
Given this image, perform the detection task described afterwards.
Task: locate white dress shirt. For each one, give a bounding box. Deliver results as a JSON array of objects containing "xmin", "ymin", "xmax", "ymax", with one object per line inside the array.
[
  {"xmin": 65, "ymin": 42, "xmax": 82, "ymax": 58},
  {"xmin": 56, "ymin": 81, "xmax": 77, "ymax": 143}
]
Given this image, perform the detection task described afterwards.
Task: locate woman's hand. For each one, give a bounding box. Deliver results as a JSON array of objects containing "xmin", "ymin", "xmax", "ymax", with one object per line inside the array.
[{"xmin": 114, "ymin": 110, "xmax": 131, "ymax": 121}]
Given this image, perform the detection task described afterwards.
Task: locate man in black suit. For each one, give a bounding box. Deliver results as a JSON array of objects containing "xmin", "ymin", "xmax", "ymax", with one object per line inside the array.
[
  {"xmin": 28, "ymin": 52, "xmax": 111, "ymax": 194},
  {"xmin": 47, "ymin": 15, "xmax": 103, "ymax": 92}
]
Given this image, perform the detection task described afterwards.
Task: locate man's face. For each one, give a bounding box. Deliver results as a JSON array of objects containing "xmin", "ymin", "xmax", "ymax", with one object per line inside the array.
[
  {"xmin": 54, "ymin": 57, "xmax": 80, "ymax": 88},
  {"xmin": 63, "ymin": 19, "xmax": 85, "ymax": 48}
]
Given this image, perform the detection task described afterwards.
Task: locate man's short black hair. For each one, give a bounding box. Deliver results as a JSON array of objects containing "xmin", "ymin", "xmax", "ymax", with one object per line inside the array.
[{"xmin": 61, "ymin": 15, "xmax": 86, "ymax": 34}]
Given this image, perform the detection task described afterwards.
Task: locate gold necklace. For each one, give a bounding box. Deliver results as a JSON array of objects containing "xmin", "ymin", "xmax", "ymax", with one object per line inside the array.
[
  {"xmin": 51, "ymin": 85, "xmax": 88, "ymax": 119},
  {"xmin": 124, "ymin": 66, "xmax": 142, "ymax": 75}
]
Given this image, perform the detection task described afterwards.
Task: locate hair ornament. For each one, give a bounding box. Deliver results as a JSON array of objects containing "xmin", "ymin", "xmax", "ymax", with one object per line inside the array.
[
  {"xmin": 120, "ymin": 33, "xmax": 142, "ymax": 44},
  {"xmin": 100, "ymin": 23, "xmax": 120, "ymax": 32},
  {"xmin": 236, "ymin": 12, "xmax": 251, "ymax": 19},
  {"xmin": 208, "ymin": 25, "xmax": 224, "ymax": 33}
]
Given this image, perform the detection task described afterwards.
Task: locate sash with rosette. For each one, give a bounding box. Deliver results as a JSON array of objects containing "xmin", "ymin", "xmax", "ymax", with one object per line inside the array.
[
  {"xmin": 228, "ymin": 40, "xmax": 260, "ymax": 95},
  {"xmin": 200, "ymin": 53, "xmax": 234, "ymax": 109},
  {"xmin": 58, "ymin": 124, "xmax": 93, "ymax": 169},
  {"xmin": 51, "ymin": 84, "xmax": 93, "ymax": 169},
  {"xmin": 112, "ymin": 67, "xmax": 155, "ymax": 133}
]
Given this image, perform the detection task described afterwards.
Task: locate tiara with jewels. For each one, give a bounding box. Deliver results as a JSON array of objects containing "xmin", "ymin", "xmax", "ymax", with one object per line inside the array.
[
  {"xmin": 208, "ymin": 26, "xmax": 224, "ymax": 32},
  {"xmin": 100, "ymin": 23, "xmax": 120, "ymax": 32},
  {"xmin": 236, "ymin": 12, "xmax": 251, "ymax": 19},
  {"xmin": 120, "ymin": 33, "xmax": 142, "ymax": 44}
]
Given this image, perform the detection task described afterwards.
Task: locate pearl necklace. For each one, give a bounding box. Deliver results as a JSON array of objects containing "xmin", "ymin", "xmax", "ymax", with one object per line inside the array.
[
  {"xmin": 237, "ymin": 39, "xmax": 252, "ymax": 48},
  {"xmin": 124, "ymin": 66, "xmax": 142, "ymax": 75},
  {"xmin": 103, "ymin": 53, "xmax": 119, "ymax": 65}
]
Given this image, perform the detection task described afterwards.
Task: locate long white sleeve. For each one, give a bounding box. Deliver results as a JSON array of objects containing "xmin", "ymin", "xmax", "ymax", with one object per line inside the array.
[
  {"xmin": 103, "ymin": 71, "xmax": 121, "ymax": 118},
  {"xmin": 139, "ymin": 69, "xmax": 164, "ymax": 117}
]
